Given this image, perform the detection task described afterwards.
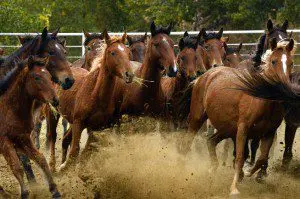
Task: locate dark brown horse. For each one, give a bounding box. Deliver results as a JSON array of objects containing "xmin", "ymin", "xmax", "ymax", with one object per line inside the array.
[
  {"xmin": 113, "ymin": 21, "xmax": 177, "ymax": 120},
  {"xmin": 161, "ymin": 33, "xmax": 198, "ymax": 129},
  {"xmin": 0, "ymin": 56, "xmax": 61, "ymax": 199},
  {"xmin": 179, "ymin": 38, "xmax": 294, "ymax": 195},
  {"xmin": 0, "ymin": 27, "xmax": 74, "ymax": 93},
  {"xmin": 223, "ymin": 42, "xmax": 243, "ymax": 68},
  {"xmin": 72, "ymin": 30, "xmax": 104, "ymax": 71},
  {"xmin": 46, "ymin": 30, "xmax": 135, "ymax": 171},
  {"xmin": 127, "ymin": 33, "xmax": 147, "ymax": 63}
]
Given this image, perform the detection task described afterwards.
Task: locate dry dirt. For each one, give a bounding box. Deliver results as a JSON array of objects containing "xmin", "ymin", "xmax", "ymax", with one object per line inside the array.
[{"xmin": 1, "ymin": 117, "xmax": 300, "ymax": 199}]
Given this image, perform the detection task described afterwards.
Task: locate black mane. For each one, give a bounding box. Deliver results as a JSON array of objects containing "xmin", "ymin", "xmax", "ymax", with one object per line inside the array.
[
  {"xmin": 252, "ymin": 34, "xmax": 266, "ymax": 67},
  {"xmin": 179, "ymin": 35, "xmax": 198, "ymax": 51},
  {"xmin": 84, "ymin": 33, "xmax": 103, "ymax": 46}
]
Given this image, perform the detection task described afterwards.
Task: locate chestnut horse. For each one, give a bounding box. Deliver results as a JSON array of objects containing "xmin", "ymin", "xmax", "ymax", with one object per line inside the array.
[
  {"xmin": 113, "ymin": 21, "xmax": 177, "ymax": 120},
  {"xmin": 0, "ymin": 56, "xmax": 61, "ymax": 199},
  {"xmin": 223, "ymin": 42, "xmax": 243, "ymax": 68},
  {"xmin": 46, "ymin": 30, "xmax": 134, "ymax": 171},
  {"xmin": 127, "ymin": 33, "xmax": 147, "ymax": 63},
  {"xmin": 180, "ymin": 38, "xmax": 294, "ymax": 195},
  {"xmin": 72, "ymin": 30, "xmax": 104, "ymax": 71},
  {"xmin": 161, "ymin": 33, "xmax": 198, "ymax": 129}
]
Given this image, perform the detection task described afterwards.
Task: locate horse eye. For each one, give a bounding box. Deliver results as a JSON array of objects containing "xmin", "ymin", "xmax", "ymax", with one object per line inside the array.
[
  {"xmin": 154, "ymin": 43, "xmax": 159, "ymax": 47},
  {"xmin": 271, "ymin": 60, "xmax": 276, "ymax": 65},
  {"xmin": 87, "ymin": 47, "xmax": 91, "ymax": 51},
  {"xmin": 181, "ymin": 56, "xmax": 185, "ymax": 61},
  {"xmin": 48, "ymin": 52, "xmax": 54, "ymax": 56},
  {"xmin": 34, "ymin": 76, "xmax": 41, "ymax": 81},
  {"xmin": 111, "ymin": 51, "xmax": 116, "ymax": 56}
]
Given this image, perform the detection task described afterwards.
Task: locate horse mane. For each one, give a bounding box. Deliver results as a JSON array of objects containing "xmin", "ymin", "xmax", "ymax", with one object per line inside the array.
[
  {"xmin": 179, "ymin": 36, "xmax": 198, "ymax": 51},
  {"xmin": 252, "ymin": 34, "xmax": 266, "ymax": 67},
  {"xmin": 202, "ymin": 32, "xmax": 221, "ymax": 41},
  {"xmin": 84, "ymin": 33, "xmax": 103, "ymax": 46},
  {"xmin": 90, "ymin": 36, "xmax": 124, "ymax": 72},
  {"xmin": 177, "ymin": 80, "xmax": 196, "ymax": 121}
]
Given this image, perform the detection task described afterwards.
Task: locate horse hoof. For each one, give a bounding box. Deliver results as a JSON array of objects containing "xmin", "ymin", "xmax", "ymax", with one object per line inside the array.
[
  {"xmin": 229, "ymin": 188, "xmax": 240, "ymax": 196},
  {"xmin": 21, "ymin": 190, "xmax": 29, "ymax": 199},
  {"xmin": 255, "ymin": 170, "xmax": 267, "ymax": 183},
  {"xmin": 58, "ymin": 162, "xmax": 67, "ymax": 172},
  {"xmin": 52, "ymin": 191, "xmax": 61, "ymax": 199}
]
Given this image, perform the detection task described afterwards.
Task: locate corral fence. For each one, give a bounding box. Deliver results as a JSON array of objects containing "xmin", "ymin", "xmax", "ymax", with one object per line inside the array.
[{"xmin": 0, "ymin": 30, "xmax": 299, "ymax": 67}]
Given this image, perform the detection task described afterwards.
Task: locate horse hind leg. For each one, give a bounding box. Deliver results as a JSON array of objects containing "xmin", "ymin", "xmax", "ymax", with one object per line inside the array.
[
  {"xmin": 207, "ymin": 132, "xmax": 224, "ymax": 172},
  {"xmin": 282, "ymin": 123, "xmax": 297, "ymax": 170},
  {"xmin": 230, "ymin": 123, "xmax": 248, "ymax": 196},
  {"xmin": 2, "ymin": 139, "xmax": 29, "ymax": 198},
  {"xmin": 248, "ymin": 133, "xmax": 275, "ymax": 182}
]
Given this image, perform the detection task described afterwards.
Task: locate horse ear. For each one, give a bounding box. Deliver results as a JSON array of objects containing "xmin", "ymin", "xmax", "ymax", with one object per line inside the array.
[
  {"xmin": 41, "ymin": 27, "xmax": 48, "ymax": 40},
  {"xmin": 150, "ymin": 21, "xmax": 156, "ymax": 36},
  {"xmin": 18, "ymin": 36, "xmax": 26, "ymax": 45},
  {"xmin": 184, "ymin": 31, "xmax": 189, "ymax": 37},
  {"xmin": 267, "ymin": 19, "xmax": 273, "ymax": 32},
  {"xmin": 51, "ymin": 27, "xmax": 60, "ymax": 38},
  {"xmin": 127, "ymin": 35, "xmax": 133, "ymax": 45},
  {"xmin": 166, "ymin": 22, "xmax": 173, "ymax": 35},
  {"xmin": 223, "ymin": 42, "xmax": 228, "ymax": 53},
  {"xmin": 141, "ymin": 32, "xmax": 147, "ymax": 42},
  {"xmin": 217, "ymin": 28, "xmax": 223, "ymax": 39},
  {"xmin": 179, "ymin": 38, "xmax": 185, "ymax": 51},
  {"xmin": 121, "ymin": 32, "xmax": 127, "ymax": 44},
  {"xmin": 199, "ymin": 28, "xmax": 207, "ymax": 40},
  {"xmin": 270, "ymin": 38, "xmax": 277, "ymax": 50},
  {"xmin": 286, "ymin": 39, "xmax": 294, "ymax": 52},
  {"xmin": 103, "ymin": 29, "xmax": 111, "ymax": 44},
  {"xmin": 282, "ymin": 20, "xmax": 288, "ymax": 31},
  {"xmin": 83, "ymin": 29, "xmax": 91, "ymax": 38},
  {"xmin": 289, "ymin": 31, "xmax": 293, "ymax": 39},
  {"xmin": 221, "ymin": 36, "xmax": 229, "ymax": 43},
  {"xmin": 61, "ymin": 37, "xmax": 67, "ymax": 48},
  {"xmin": 237, "ymin": 42, "xmax": 243, "ymax": 52}
]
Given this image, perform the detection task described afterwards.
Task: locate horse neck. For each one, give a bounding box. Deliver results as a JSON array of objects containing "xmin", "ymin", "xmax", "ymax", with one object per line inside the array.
[
  {"xmin": 10, "ymin": 38, "xmax": 40, "ymax": 61},
  {"xmin": 84, "ymin": 53, "xmax": 94, "ymax": 70},
  {"xmin": 2, "ymin": 70, "xmax": 34, "ymax": 122},
  {"xmin": 174, "ymin": 73, "xmax": 189, "ymax": 94},
  {"xmin": 91, "ymin": 62, "xmax": 116, "ymax": 105},
  {"xmin": 140, "ymin": 52, "xmax": 161, "ymax": 96}
]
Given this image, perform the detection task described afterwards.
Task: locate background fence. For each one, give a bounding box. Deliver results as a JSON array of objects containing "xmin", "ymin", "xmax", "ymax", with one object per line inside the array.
[{"xmin": 0, "ymin": 30, "xmax": 299, "ymax": 67}]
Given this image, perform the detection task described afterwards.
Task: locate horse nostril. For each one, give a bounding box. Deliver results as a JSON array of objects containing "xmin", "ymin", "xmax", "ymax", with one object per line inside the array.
[
  {"xmin": 213, "ymin": 64, "xmax": 218, "ymax": 67},
  {"xmin": 64, "ymin": 77, "xmax": 74, "ymax": 89}
]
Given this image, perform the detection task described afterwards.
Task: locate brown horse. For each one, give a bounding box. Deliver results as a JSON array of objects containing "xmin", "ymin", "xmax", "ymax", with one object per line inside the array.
[
  {"xmin": 161, "ymin": 33, "xmax": 198, "ymax": 129},
  {"xmin": 198, "ymin": 28, "xmax": 225, "ymax": 68},
  {"xmin": 127, "ymin": 33, "xmax": 147, "ymax": 63},
  {"xmin": 0, "ymin": 56, "xmax": 61, "ymax": 199},
  {"xmin": 223, "ymin": 42, "xmax": 243, "ymax": 68},
  {"xmin": 1, "ymin": 27, "xmax": 74, "ymax": 91},
  {"xmin": 72, "ymin": 30, "xmax": 104, "ymax": 71},
  {"xmin": 46, "ymin": 30, "xmax": 134, "ymax": 171},
  {"xmin": 180, "ymin": 38, "xmax": 294, "ymax": 195},
  {"xmin": 113, "ymin": 21, "xmax": 177, "ymax": 120}
]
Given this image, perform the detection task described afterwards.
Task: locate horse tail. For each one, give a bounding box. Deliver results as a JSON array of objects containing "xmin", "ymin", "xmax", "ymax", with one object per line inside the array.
[
  {"xmin": 177, "ymin": 80, "xmax": 195, "ymax": 121},
  {"xmin": 235, "ymin": 68, "xmax": 300, "ymax": 102}
]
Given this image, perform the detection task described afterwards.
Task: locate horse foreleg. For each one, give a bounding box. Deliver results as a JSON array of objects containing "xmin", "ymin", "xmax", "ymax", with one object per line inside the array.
[
  {"xmin": 60, "ymin": 122, "xmax": 83, "ymax": 170},
  {"xmin": 221, "ymin": 139, "xmax": 231, "ymax": 166},
  {"xmin": 2, "ymin": 139, "xmax": 29, "ymax": 199},
  {"xmin": 22, "ymin": 138, "xmax": 61, "ymax": 199},
  {"xmin": 31, "ymin": 119, "xmax": 43, "ymax": 149},
  {"xmin": 282, "ymin": 123, "xmax": 297, "ymax": 170},
  {"xmin": 19, "ymin": 155, "xmax": 36, "ymax": 183},
  {"xmin": 230, "ymin": 123, "xmax": 247, "ymax": 196},
  {"xmin": 250, "ymin": 139, "xmax": 260, "ymax": 165},
  {"xmin": 46, "ymin": 107, "xmax": 60, "ymax": 172},
  {"xmin": 62, "ymin": 127, "xmax": 72, "ymax": 164}
]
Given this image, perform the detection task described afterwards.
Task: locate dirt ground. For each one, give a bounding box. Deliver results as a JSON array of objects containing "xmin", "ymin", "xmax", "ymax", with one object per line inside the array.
[{"xmin": 1, "ymin": 117, "xmax": 300, "ymax": 199}]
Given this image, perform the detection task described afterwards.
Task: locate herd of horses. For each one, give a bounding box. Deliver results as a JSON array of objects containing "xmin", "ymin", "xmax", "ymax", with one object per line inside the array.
[{"xmin": 0, "ymin": 19, "xmax": 298, "ymax": 198}]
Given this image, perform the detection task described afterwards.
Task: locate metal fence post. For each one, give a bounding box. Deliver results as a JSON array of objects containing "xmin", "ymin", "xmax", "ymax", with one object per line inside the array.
[{"xmin": 81, "ymin": 33, "xmax": 85, "ymax": 56}]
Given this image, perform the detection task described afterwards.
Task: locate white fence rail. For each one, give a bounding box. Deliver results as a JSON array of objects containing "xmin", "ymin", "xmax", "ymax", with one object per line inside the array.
[{"xmin": 0, "ymin": 30, "xmax": 299, "ymax": 65}]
